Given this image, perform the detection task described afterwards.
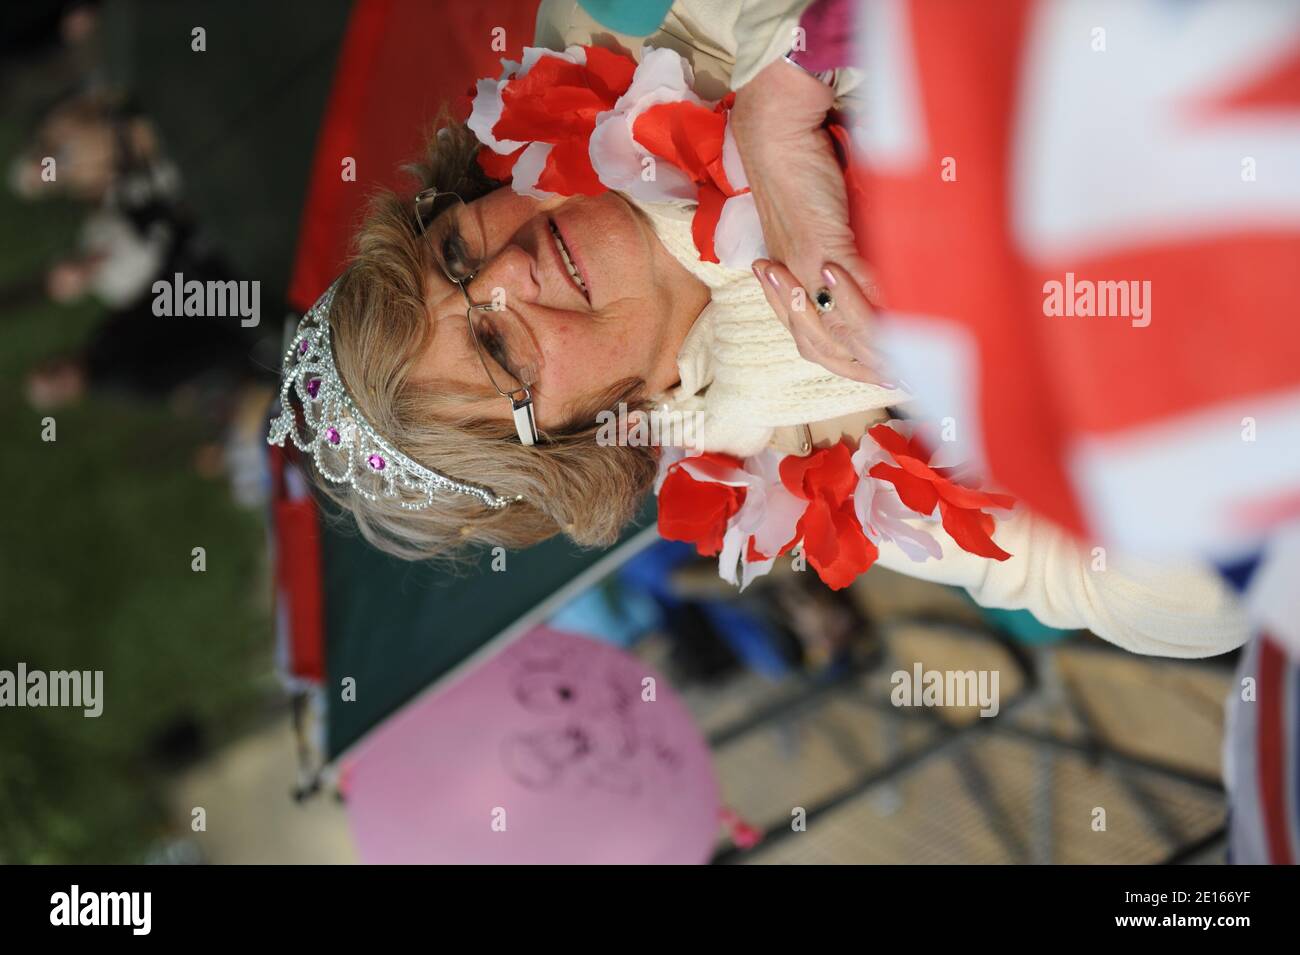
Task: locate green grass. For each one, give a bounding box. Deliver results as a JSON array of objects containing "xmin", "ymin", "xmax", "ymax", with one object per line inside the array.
[{"xmin": 0, "ymin": 121, "xmax": 273, "ymax": 863}]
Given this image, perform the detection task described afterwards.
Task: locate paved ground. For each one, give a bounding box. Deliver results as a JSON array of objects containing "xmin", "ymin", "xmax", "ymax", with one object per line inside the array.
[{"xmin": 168, "ymin": 566, "xmax": 1232, "ymax": 864}]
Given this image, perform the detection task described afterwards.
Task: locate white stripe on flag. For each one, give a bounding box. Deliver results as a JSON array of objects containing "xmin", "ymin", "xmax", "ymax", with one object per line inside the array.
[{"xmin": 1069, "ymin": 386, "xmax": 1300, "ymax": 561}]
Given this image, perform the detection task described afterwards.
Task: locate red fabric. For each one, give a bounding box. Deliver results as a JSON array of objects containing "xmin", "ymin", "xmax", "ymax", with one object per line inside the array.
[
  {"xmin": 288, "ymin": 0, "xmax": 542, "ymax": 310},
  {"xmin": 1257, "ymin": 636, "xmax": 1294, "ymax": 865},
  {"xmin": 633, "ymin": 102, "xmax": 728, "ymax": 187},
  {"xmin": 657, "ymin": 454, "xmax": 748, "ymax": 557},
  {"xmin": 854, "ymin": 1, "xmax": 1300, "ymax": 539},
  {"xmin": 655, "ymin": 425, "xmax": 1015, "ymax": 588},
  {"xmin": 632, "ymin": 95, "xmax": 743, "ymax": 263},
  {"xmin": 779, "ymin": 443, "xmax": 878, "ymax": 590},
  {"xmin": 493, "ymin": 48, "xmax": 636, "ymax": 195},
  {"xmin": 269, "ymin": 445, "xmax": 324, "ymax": 683},
  {"xmin": 854, "ymin": 0, "xmax": 1076, "ymax": 529},
  {"xmin": 865, "ymin": 424, "xmax": 1015, "ymax": 560}
]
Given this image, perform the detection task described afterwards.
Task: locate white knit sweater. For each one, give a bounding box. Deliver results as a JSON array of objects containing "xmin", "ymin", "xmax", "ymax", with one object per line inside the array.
[
  {"xmin": 539, "ymin": 0, "xmax": 1251, "ymax": 658},
  {"xmin": 637, "ymin": 203, "xmax": 900, "ymax": 455}
]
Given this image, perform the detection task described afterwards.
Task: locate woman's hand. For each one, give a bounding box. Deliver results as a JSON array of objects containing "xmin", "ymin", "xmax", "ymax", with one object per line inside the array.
[
  {"xmin": 751, "ymin": 259, "xmax": 891, "ymax": 385},
  {"xmin": 731, "ymin": 59, "xmax": 889, "ymax": 385}
]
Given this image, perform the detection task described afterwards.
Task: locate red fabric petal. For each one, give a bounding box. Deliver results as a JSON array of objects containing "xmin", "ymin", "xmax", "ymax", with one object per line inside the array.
[
  {"xmin": 799, "ymin": 498, "xmax": 840, "ymax": 567},
  {"xmin": 632, "ymin": 101, "xmax": 727, "ymax": 184},
  {"xmin": 868, "ymin": 421, "xmax": 1016, "ymax": 560},
  {"xmin": 868, "ymin": 423, "xmax": 913, "ymax": 459},
  {"xmin": 869, "ymin": 462, "xmax": 940, "ymax": 514},
  {"xmin": 536, "ymin": 136, "xmax": 607, "ymax": 195},
  {"xmin": 657, "ymin": 464, "xmax": 746, "ymax": 557},
  {"xmin": 780, "ymin": 443, "xmax": 858, "ymax": 502},
  {"xmin": 780, "ymin": 452, "xmax": 820, "ymax": 499},
  {"xmin": 938, "ymin": 499, "xmax": 1012, "ymax": 561},
  {"xmin": 580, "ymin": 45, "xmax": 637, "ymax": 102},
  {"xmin": 494, "ymin": 56, "xmax": 623, "ymax": 144},
  {"xmin": 869, "ymin": 422, "xmax": 934, "ymax": 465},
  {"xmin": 691, "ymin": 183, "xmax": 726, "ymax": 263},
  {"xmin": 811, "ymin": 442, "xmax": 859, "ymax": 501},
  {"xmin": 932, "ymin": 477, "xmax": 1018, "ymax": 512},
  {"xmin": 801, "ymin": 499, "xmax": 878, "ymax": 590},
  {"xmin": 779, "ymin": 443, "xmax": 878, "ymax": 589}
]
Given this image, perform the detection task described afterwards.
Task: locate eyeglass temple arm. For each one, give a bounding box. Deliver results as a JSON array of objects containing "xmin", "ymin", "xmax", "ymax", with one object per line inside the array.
[{"xmin": 511, "ymin": 391, "xmax": 537, "ymax": 446}]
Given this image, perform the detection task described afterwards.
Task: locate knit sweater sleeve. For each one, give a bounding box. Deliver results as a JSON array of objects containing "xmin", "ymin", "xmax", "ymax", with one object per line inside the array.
[{"xmin": 872, "ymin": 507, "xmax": 1251, "ymax": 658}]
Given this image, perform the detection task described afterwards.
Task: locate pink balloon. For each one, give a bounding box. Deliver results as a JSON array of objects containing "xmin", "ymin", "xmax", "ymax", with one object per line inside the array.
[{"xmin": 343, "ymin": 626, "xmax": 720, "ymax": 863}]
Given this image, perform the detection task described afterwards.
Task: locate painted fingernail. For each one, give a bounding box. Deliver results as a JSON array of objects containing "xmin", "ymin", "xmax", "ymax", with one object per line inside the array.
[
  {"xmin": 821, "ymin": 266, "xmax": 837, "ymax": 288},
  {"xmin": 752, "ymin": 264, "xmax": 763, "ymax": 283},
  {"xmin": 765, "ymin": 269, "xmax": 782, "ymax": 290}
]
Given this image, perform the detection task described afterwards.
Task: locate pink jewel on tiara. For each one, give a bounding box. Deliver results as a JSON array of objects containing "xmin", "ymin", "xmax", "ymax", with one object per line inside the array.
[
  {"xmin": 306, "ymin": 377, "xmax": 321, "ymax": 398},
  {"xmin": 299, "ymin": 339, "xmax": 309, "ymax": 354},
  {"xmin": 367, "ymin": 454, "xmax": 386, "ymax": 471},
  {"xmin": 326, "ymin": 427, "xmax": 340, "ymax": 445}
]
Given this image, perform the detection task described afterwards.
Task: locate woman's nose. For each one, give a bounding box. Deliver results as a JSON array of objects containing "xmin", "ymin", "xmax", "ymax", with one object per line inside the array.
[{"xmin": 469, "ymin": 243, "xmax": 539, "ymax": 308}]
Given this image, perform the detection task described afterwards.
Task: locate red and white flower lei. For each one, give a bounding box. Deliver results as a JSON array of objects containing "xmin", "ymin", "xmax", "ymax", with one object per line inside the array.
[
  {"xmin": 469, "ymin": 49, "xmax": 1008, "ymax": 590},
  {"xmin": 468, "ymin": 44, "xmax": 767, "ymax": 268},
  {"xmin": 655, "ymin": 421, "xmax": 1018, "ymax": 591}
]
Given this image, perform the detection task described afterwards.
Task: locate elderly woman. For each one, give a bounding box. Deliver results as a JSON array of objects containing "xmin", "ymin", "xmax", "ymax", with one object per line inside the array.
[{"xmin": 270, "ymin": 0, "xmax": 1248, "ymax": 658}]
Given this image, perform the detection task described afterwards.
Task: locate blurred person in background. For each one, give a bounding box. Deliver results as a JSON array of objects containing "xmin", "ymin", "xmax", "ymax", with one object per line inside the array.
[
  {"xmin": 7, "ymin": 9, "xmax": 281, "ymax": 493},
  {"xmin": 12, "ymin": 91, "xmax": 260, "ymax": 419}
]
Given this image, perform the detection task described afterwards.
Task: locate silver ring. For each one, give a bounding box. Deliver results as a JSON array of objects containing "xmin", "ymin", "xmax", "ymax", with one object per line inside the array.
[{"xmin": 814, "ymin": 287, "xmax": 835, "ymax": 313}]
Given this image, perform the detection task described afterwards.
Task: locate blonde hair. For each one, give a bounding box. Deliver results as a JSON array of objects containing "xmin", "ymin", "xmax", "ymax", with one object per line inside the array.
[{"xmin": 315, "ymin": 119, "xmax": 657, "ymax": 560}]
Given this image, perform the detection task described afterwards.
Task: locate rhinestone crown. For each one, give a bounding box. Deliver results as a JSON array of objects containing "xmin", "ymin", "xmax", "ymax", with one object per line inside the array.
[{"xmin": 267, "ymin": 279, "xmax": 521, "ymax": 511}]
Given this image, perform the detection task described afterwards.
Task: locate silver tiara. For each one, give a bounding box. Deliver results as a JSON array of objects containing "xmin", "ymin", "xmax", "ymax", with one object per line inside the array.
[{"xmin": 267, "ymin": 279, "xmax": 521, "ymax": 511}]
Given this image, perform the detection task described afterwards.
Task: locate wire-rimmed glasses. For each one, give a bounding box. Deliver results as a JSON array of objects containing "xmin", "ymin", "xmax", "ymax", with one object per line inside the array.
[{"xmin": 415, "ymin": 188, "xmax": 541, "ymax": 445}]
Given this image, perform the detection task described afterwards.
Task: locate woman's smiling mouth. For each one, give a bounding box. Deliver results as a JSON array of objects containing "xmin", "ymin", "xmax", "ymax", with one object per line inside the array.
[{"xmin": 548, "ymin": 217, "xmax": 590, "ymax": 301}]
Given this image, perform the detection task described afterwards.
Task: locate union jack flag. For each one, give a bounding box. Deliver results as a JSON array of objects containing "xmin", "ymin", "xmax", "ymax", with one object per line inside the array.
[
  {"xmin": 853, "ymin": 0, "xmax": 1300, "ymax": 587},
  {"xmin": 851, "ymin": 0, "xmax": 1300, "ymax": 863}
]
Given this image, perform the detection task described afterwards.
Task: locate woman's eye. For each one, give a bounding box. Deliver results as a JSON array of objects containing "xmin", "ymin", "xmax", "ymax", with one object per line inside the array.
[
  {"xmin": 479, "ymin": 328, "xmax": 512, "ymax": 374},
  {"xmin": 441, "ymin": 236, "xmax": 469, "ymax": 277},
  {"xmin": 440, "ymin": 227, "xmax": 478, "ymax": 280}
]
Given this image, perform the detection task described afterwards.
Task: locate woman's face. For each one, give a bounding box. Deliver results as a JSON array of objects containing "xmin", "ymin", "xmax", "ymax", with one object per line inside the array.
[{"xmin": 411, "ymin": 188, "xmax": 708, "ymax": 430}]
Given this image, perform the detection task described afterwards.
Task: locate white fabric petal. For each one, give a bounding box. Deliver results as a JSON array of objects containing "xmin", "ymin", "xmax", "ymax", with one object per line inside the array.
[
  {"xmin": 589, "ymin": 109, "xmax": 697, "ymax": 202},
  {"xmin": 467, "ymin": 78, "xmax": 523, "ymax": 154},
  {"xmin": 653, "ymin": 446, "xmax": 686, "ymax": 494},
  {"xmin": 618, "ymin": 46, "xmax": 701, "ymax": 110},
  {"xmin": 751, "ymin": 484, "xmax": 803, "ymax": 560},
  {"xmin": 587, "ymin": 46, "xmax": 708, "ymax": 204},
  {"xmin": 718, "ymin": 524, "xmax": 746, "ymax": 586},
  {"xmin": 851, "ymin": 427, "xmax": 943, "ymax": 563},
  {"xmin": 740, "ymin": 553, "xmax": 776, "ymax": 590},
  {"xmin": 510, "ymin": 142, "xmax": 557, "ymax": 199},
  {"xmin": 714, "ymin": 193, "xmax": 767, "ymax": 270},
  {"xmin": 680, "ymin": 458, "xmax": 748, "ymax": 487}
]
